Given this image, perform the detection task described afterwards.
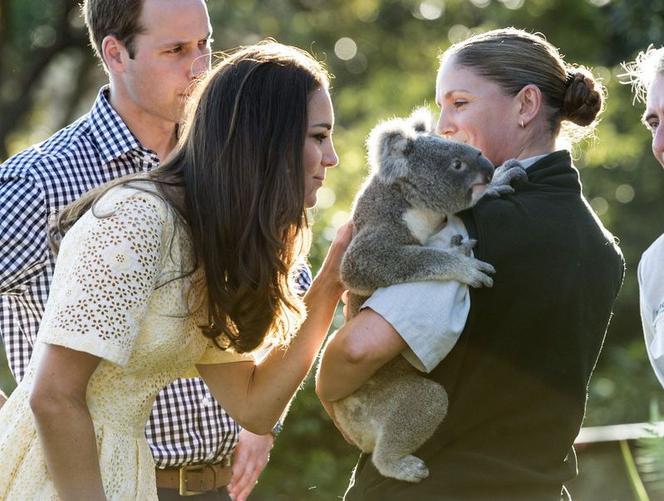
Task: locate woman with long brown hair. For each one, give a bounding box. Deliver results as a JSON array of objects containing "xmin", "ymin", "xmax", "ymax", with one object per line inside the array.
[{"xmin": 0, "ymin": 41, "xmax": 349, "ymax": 501}]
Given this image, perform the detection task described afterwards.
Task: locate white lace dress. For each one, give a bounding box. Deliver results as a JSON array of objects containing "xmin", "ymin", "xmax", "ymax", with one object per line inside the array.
[{"xmin": 0, "ymin": 184, "xmax": 250, "ymax": 500}]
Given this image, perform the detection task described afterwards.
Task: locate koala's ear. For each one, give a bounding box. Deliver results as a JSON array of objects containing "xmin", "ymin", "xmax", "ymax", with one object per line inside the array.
[
  {"xmin": 408, "ymin": 107, "xmax": 434, "ymax": 134},
  {"xmin": 367, "ymin": 118, "xmax": 414, "ymax": 184}
]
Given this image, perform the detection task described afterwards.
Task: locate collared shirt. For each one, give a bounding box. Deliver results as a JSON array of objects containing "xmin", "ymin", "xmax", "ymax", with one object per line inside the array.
[
  {"xmin": 639, "ymin": 232, "xmax": 664, "ymax": 389},
  {"xmin": 0, "ymin": 86, "xmax": 311, "ymax": 466},
  {"xmin": 364, "ymin": 154, "xmax": 547, "ymax": 372}
]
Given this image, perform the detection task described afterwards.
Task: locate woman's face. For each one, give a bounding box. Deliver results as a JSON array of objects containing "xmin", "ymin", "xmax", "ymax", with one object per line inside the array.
[
  {"xmin": 435, "ymin": 55, "xmax": 520, "ymax": 166},
  {"xmin": 303, "ymin": 87, "xmax": 338, "ymax": 208}
]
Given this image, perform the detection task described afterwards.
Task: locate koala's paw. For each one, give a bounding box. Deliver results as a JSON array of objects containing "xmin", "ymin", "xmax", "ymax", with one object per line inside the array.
[
  {"xmin": 451, "ymin": 237, "xmax": 477, "ymax": 256},
  {"xmin": 375, "ymin": 455, "xmax": 429, "ymax": 483},
  {"xmin": 497, "ymin": 158, "xmax": 525, "ymax": 172},
  {"xmin": 458, "ymin": 257, "xmax": 495, "ymax": 288},
  {"xmin": 484, "ymin": 159, "xmax": 528, "ymax": 198},
  {"xmin": 450, "ymin": 234, "xmax": 464, "ymax": 247},
  {"xmin": 484, "ymin": 183, "xmax": 515, "ymax": 197}
]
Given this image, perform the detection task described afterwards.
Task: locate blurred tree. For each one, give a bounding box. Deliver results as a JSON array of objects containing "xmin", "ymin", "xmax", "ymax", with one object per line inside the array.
[{"xmin": 0, "ymin": 0, "xmax": 94, "ymax": 158}]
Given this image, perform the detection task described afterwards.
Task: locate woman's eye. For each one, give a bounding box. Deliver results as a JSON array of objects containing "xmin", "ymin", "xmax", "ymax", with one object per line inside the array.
[
  {"xmin": 314, "ymin": 134, "xmax": 327, "ymax": 143},
  {"xmin": 168, "ymin": 46, "xmax": 183, "ymax": 54},
  {"xmin": 453, "ymin": 100, "xmax": 467, "ymax": 108}
]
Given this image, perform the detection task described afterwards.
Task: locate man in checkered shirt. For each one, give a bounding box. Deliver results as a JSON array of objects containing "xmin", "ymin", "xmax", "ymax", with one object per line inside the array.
[{"xmin": 0, "ymin": 1, "xmax": 301, "ymax": 499}]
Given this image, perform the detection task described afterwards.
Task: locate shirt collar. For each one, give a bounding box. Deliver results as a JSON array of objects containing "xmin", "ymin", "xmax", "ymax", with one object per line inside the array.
[
  {"xmin": 88, "ymin": 86, "xmax": 150, "ymax": 165},
  {"xmin": 518, "ymin": 153, "xmax": 551, "ymax": 170}
]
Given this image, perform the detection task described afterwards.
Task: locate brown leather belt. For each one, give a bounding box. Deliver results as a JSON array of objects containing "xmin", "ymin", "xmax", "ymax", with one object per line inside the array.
[{"xmin": 155, "ymin": 459, "xmax": 232, "ymax": 496}]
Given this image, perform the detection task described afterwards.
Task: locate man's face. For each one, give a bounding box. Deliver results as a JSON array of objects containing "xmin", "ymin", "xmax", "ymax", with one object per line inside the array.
[
  {"xmin": 120, "ymin": 0, "xmax": 212, "ymax": 125},
  {"xmin": 645, "ymin": 73, "xmax": 664, "ymax": 168}
]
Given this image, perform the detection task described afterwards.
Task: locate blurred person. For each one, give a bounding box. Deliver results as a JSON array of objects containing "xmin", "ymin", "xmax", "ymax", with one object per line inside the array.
[
  {"xmin": 624, "ymin": 46, "xmax": 664, "ymax": 391},
  {"xmin": 317, "ymin": 28, "xmax": 624, "ymax": 500},
  {"xmin": 0, "ymin": 40, "xmax": 347, "ymax": 501},
  {"xmin": 0, "ymin": 1, "xmax": 287, "ymax": 499}
]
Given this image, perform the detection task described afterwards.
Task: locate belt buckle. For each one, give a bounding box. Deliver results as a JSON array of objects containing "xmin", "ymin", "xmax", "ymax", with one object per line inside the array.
[{"xmin": 178, "ymin": 464, "xmax": 208, "ymax": 496}]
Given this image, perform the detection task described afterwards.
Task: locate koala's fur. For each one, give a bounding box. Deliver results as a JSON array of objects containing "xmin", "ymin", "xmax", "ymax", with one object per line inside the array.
[{"xmin": 330, "ymin": 109, "xmax": 525, "ymax": 483}]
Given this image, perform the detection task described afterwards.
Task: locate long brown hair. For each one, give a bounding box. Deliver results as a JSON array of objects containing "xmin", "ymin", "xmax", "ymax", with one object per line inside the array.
[{"xmin": 52, "ymin": 41, "xmax": 331, "ymax": 353}]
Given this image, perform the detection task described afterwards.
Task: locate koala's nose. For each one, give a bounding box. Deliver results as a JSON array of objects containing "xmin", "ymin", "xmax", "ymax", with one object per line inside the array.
[{"xmin": 476, "ymin": 152, "xmax": 494, "ymax": 181}]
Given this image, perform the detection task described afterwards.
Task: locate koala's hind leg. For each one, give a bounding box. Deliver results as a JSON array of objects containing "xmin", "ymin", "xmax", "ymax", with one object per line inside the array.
[
  {"xmin": 371, "ymin": 376, "xmax": 448, "ymax": 482},
  {"xmin": 373, "ymin": 451, "xmax": 429, "ymax": 483}
]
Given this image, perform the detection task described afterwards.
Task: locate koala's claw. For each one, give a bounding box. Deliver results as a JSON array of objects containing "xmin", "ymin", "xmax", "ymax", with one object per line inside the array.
[
  {"xmin": 485, "ymin": 184, "xmax": 515, "ymax": 197},
  {"xmin": 498, "ymin": 158, "xmax": 525, "ymax": 171},
  {"xmin": 460, "ymin": 257, "xmax": 495, "ymax": 288},
  {"xmin": 469, "ymin": 271, "xmax": 494, "ymax": 288},
  {"xmin": 484, "ymin": 159, "xmax": 527, "ymax": 198}
]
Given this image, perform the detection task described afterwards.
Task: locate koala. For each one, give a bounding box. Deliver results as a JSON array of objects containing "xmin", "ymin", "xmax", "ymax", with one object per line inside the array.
[{"xmin": 331, "ymin": 108, "xmax": 526, "ymax": 483}]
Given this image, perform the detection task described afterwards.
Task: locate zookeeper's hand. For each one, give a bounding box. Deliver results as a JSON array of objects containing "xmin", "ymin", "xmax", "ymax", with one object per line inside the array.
[{"xmin": 227, "ymin": 429, "xmax": 274, "ymax": 501}]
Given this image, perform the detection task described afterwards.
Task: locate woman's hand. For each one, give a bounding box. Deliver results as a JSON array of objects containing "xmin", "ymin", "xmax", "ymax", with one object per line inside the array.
[
  {"xmin": 310, "ymin": 221, "xmax": 353, "ymax": 299},
  {"xmin": 197, "ymin": 222, "xmax": 355, "ymax": 436},
  {"xmin": 341, "ymin": 290, "xmax": 351, "ymax": 321}
]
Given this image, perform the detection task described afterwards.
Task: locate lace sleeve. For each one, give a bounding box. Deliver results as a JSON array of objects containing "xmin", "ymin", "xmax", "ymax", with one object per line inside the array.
[{"xmin": 39, "ymin": 188, "xmax": 170, "ymax": 366}]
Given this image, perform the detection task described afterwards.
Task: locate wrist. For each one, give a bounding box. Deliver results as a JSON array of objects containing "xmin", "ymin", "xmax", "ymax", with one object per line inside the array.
[{"xmin": 308, "ymin": 273, "xmax": 344, "ymax": 302}]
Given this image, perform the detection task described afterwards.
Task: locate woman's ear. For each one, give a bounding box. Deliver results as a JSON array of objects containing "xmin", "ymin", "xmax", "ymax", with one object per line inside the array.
[
  {"xmin": 101, "ymin": 35, "xmax": 127, "ymax": 74},
  {"xmin": 516, "ymin": 84, "xmax": 542, "ymax": 128}
]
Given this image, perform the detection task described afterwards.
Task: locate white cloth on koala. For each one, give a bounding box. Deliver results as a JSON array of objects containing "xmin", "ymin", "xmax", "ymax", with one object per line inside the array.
[
  {"xmin": 363, "ymin": 215, "xmax": 470, "ymax": 373},
  {"xmin": 363, "ymin": 154, "xmax": 547, "ymax": 374},
  {"xmin": 639, "ymin": 232, "xmax": 664, "ymax": 389}
]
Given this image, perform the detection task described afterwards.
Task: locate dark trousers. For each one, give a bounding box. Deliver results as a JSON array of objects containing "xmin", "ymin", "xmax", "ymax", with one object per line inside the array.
[{"xmin": 157, "ymin": 487, "xmax": 232, "ymax": 500}]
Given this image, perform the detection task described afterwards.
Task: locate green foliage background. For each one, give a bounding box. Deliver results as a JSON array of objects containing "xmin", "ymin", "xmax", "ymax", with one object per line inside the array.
[{"xmin": 1, "ymin": 0, "xmax": 664, "ymax": 498}]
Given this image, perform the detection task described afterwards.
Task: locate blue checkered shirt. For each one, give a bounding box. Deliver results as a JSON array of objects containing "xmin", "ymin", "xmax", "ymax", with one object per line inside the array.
[{"xmin": 0, "ymin": 87, "xmax": 311, "ymax": 467}]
